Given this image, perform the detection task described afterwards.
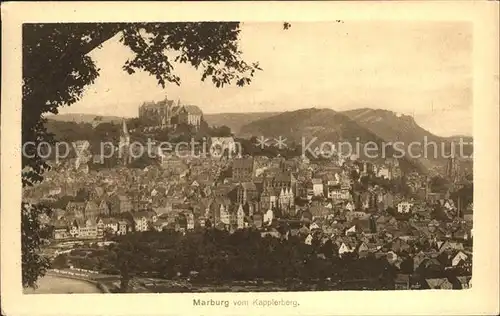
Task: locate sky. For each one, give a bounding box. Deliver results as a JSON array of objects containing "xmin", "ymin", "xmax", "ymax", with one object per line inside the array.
[{"xmin": 58, "ymin": 21, "xmax": 473, "ymax": 137}]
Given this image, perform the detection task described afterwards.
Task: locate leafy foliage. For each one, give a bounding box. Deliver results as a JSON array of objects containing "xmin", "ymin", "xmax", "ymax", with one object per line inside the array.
[
  {"xmin": 51, "ymin": 253, "xmax": 70, "ymax": 270},
  {"xmin": 430, "ymin": 175, "xmax": 451, "ymax": 194},
  {"xmin": 21, "ymin": 203, "xmax": 52, "ymax": 288},
  {"xmin": 210, "ymin": 125, "xmax": 233, "ymax": 137}
]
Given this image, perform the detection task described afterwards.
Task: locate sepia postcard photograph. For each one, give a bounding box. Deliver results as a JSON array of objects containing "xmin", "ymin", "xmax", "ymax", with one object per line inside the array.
[{"xmin": 1, "ymin": 1, "xmax": 499, "ymax": 316}]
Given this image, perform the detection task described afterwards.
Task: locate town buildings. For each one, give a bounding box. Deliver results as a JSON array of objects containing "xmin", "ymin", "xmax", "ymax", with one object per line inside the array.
[
  {"xmin": 27, "ymin": 121, "xmax": 473, "ymax": 290},
  {"xmin": 232, "ymin": 157, "xmax": 255, "ymax": 180}
]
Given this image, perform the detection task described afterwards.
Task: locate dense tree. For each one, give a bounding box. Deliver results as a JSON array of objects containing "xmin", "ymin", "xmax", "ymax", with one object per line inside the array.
[
  {"xmin": 210, "ymin": 125, "xmax": 233, "ymax": 137},
  {"xmin": 104, "ymin": 236, "xmax": 154, "ymax": 292},
  {"xmin": 51, "ymin": 254, "xmax": 70, "ymax": 269},
  {"xmin": 430, "ymin": 175, "xmax": 451, "ymax": 194},
  {"xmin": 21, "ymin": 203, "xmax": 52, "ymax": 288},
  {"xmin": 22, "ymin": 22, "xmax": 265, "ymax": 288},
  {"xmin": 88, "ymin": 229, "xmax": 396, "ymax": 289},
  {"xmin": 93, "ymin": 122, "xmax": 120, "ymax": 141}
]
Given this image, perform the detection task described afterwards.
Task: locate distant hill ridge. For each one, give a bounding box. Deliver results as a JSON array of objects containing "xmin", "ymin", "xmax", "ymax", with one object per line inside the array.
[
  {"xmin": 240, "ymin": 107, "xmax": 465, "ymax": 142},
  {"xmin": 204, "ymin": 112, "xmax": 280, "ymax": 134},
  {"xmin": 46, "ymin": 109, "xmax": 471, "ymax": 141},
  {"xmin": 46, "ymin": 113, "xmax": 126, "ymax": 124},
  {"xmin": 238, "ymin": 107, "xmax": 473, "ymax": 172},
  {"xmin": 239, "ymin": 107, "xmax": 402, "ymax": 146}
]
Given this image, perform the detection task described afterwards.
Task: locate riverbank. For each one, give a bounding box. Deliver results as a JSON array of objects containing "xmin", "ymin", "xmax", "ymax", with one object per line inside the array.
[{"xmin": 23, "ymin": 274, "xmax": 103, "ymax": 294}]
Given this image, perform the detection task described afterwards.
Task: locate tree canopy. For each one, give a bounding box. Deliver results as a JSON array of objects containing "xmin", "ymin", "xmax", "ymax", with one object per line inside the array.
[
  {"xmin": 66, "ymin": 229, "xmax": 397, "ymax": 292},
  {"xmin": 22, "ymin": 22, "xmax": 263, "ymax": 288}
]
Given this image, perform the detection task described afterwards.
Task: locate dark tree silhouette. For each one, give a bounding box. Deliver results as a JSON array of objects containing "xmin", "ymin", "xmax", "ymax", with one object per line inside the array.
[
  {"xmin": 21, "ymin": 203, "xmax": 52, "ymax": 288},
  {"xmin": 51, "ymin": 253, "xmax": 70, "ymax": 270},
  {"xmin": 430, "ymin": 175, "xmax": 451, "ymax": 194},
  {"xmin": 105, "ymin": 237, "xmax": 152, "ymax": 292},
  {"xmin": 210, "ymin": 125, "xmax": 233, "ymax": 137},
  {"xmin": 21, "ymin": 22, "xmax": 266, "ymax": 288}
]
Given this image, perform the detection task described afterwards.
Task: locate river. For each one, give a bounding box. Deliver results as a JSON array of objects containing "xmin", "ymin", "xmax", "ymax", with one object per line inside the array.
[{"xmin": 23, "ymin": 275, "xmax": 102, "ymax": 294}]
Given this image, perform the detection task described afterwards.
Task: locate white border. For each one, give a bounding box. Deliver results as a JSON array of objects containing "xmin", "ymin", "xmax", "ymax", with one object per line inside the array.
[{"xmin": 1, "ymin": 2, "xmax": 499, "ymax": 316}]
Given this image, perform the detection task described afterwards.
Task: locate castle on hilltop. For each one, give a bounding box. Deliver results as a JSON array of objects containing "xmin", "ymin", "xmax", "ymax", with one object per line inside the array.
[{"xmin": 138, "ymin": 95, "xmax": 203, "ymax": 130}]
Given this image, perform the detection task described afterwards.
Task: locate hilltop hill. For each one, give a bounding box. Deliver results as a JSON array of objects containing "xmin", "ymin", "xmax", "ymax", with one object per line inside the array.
[
  {"xmin": 240, "ymin": 108, "xmax": 385, "ymax": 144},
  {"xmin": 239, "ymin": 107, "xmax": 472, "ymax": 173},
  {"xmin": 341, "ymin": 108, "xmax": 442, "ymax": 144},
  {"xmin": 239, "ymin": 108, "xmax": 419, "ymax": 167}
]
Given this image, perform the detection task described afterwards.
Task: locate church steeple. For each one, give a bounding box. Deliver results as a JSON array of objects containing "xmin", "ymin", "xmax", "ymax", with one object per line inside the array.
[
  {"xmin": 122, "ymin": 119, "xmax": 129, "ymax": 137},
  {"xmin": 119, "ymin": 120, "xmax": 131, "ymax": 165}
]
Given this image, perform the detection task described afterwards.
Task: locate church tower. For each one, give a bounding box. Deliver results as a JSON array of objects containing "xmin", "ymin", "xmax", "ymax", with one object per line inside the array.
[
  {"xmin": 119, "ymin": 120, "xmax": 131, "ymax": 165},
  {"xmin": 446, "ymin": 156, "xmax": 460, "ymax": 185}
]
